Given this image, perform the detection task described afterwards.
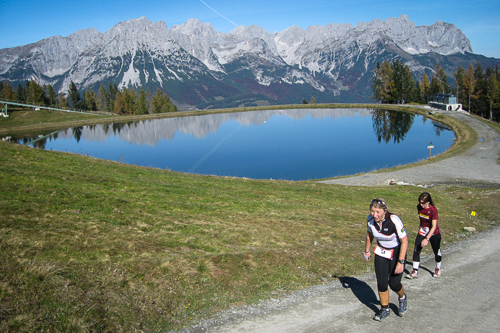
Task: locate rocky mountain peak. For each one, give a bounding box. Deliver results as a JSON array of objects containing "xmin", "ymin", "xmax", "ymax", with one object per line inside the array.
[
  {"xmin": 0, "ymin": 15, "xmax": 484, "ymax": 108},
  {"xmin": 171, "ymin": 18, "xmax": 217, "ymax": 37}
]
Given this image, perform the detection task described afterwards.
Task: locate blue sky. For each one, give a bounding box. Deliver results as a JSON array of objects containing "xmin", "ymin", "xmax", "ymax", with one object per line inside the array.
[{"xmin": 1, "ymin": 0, "xmax": 499, "ymax": 58}]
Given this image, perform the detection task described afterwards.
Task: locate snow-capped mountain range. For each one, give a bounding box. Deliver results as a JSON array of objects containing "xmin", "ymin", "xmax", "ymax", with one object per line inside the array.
[{"xmin": 0, "ymin": 15, "xmax": 497, "ymax": 108}]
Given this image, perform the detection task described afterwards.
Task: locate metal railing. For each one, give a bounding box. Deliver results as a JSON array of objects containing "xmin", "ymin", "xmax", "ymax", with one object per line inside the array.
[{"xmin": 0, "ymin": 99, "xmax": 113, "ymax": 117}]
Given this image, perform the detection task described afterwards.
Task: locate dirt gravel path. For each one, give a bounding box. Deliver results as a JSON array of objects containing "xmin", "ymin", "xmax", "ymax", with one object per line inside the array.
[
  {"xmin": 319, "ymin": 109, "xmax": 500, "ymax": 187},
  {"xmin": 181, "ymin": 110, "xmax": 500, "ymax": 333},
  {"xmin": 191, "ymin": 227, "xmax": 500, "ymax": 332}
]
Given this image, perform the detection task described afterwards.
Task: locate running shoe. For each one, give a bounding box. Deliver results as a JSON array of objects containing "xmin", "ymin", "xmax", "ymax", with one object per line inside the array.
[
  {"xmin": 434, "ymin": 268, "xmax": 442, "ymax": 278},
  {"xmin": 398, "ymin": 294, "xmax": 408, "ymax": 317},
  {"xmin": 406, "ymin": 270, "xmax": 418, "ymax": 279},
  {"xmin": 373, "ymin": 307, "xmax": 390, "ymax": 321}
]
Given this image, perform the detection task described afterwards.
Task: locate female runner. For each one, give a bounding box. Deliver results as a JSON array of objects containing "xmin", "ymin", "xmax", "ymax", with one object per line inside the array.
[
  {"xmin": 364, "ymin": 198, "xmax": 408, "ymax": 321},
  {"xmin": 407, "ymin": 192, "xmax": 442, "ymax": 279}
]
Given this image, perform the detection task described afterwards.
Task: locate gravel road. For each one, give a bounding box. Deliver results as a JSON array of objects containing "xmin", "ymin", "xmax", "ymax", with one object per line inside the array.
[
  {"xmin": 187, "ymin": 227, "xmax": 500, "ymax": 332},
  {"xmin": 179, "ymin": 109, "xmax": 500, "ymax": 333}
]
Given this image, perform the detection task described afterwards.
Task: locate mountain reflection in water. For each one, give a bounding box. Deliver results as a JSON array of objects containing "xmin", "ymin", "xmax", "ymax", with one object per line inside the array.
[
  {"xmin": 5, "ymin": 108, "xmax": 455, "ymax": 180},
  {"xmin": 54, "ymin": 108, "xmax": 376, "ymax": 146}
]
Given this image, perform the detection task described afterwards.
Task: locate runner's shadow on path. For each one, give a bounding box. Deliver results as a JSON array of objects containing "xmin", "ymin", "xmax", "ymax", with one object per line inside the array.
[{"xmin": 339, "ymin": 276, "xmax": 379, "ymax": 313}]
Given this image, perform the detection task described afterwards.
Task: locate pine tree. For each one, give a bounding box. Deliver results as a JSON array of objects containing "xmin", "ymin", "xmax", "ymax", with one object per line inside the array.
[
  {"xmin": 371, "ymin": 62, "xmax": 383, "ymax": 102},
  {"xmin": 25, "ymin": 80, "xmax": 45, "ymax": 105},
  {"xmin": 97, "ymin": 83, "xmax": 108, "ymax": 111},
  {"xmin": 1, "ymin": 81, "xmax": 15, "ymax": 101},
  {"xmin": 391, "ymin": 59, "xmax": 404, "ymax": 103},
  {"xmin": 46, "ymin": 84, "xmax": 58, "ymax": 106},
  {"xmin": 114, "ymin": 90, "xmax": 125, "ymax": 115},
  {"xmin": 16, "ymin": 84, "xmax": 26, "ymax": 103},
  {"xmin": 123, "ymin": 88, "xmax": 137, "ymax": 114},
  {"xmin": 138, "ymin": 88, "xmax": 148, "ymax": 114},
  {"xmin": 434, "ymin": 63, "xmax": 450, "ymax": 94},
  {"xmin": 108, "ymin": 83, "xmax": 118, "ymax": 112},
  {"xmin": 453, "ymin": 66, "xmax": 466, "ymax": 105},
  {"xmin": 84, "ymin": 89, "xmax": 98, "ymax": 111},
  {"xmin": 146, "ymin": 87, "xmax": 152, "ymax": 113},
  {"xmin": 421, "ymin": 73, "xmax": 430, "ymax": 103},
  {"xmin": 372, "ymin": 59, "xmax": 416, "ymax": 104},
  {"xmin": 68, "ymin": 81, "xmax": 82, "ymax": 109},
  {"xmin": 395, "ymin": 60, "xmax": 415, "ymax": 104},
  {"xmin": 486, "ymin": 66, "xmax": 500, "ymax": 121},
  {"xmin": 473, "ymin": 63, "xmax": 487, "ymax": 117},
  {"xmin": 112, "ymin": 88, "xmax": 138, "ymax": 115},
  {"xmin": 58, "ymin": 93, "xmax": 68, "ymax": 109},
  {"xmin": 375, "ymin": 60, "xmax": 395, "ymax": 103},
  {"xmin": 152, "ymin": 88, "xmax": 174, "ymax": 113},
  {"xmin": 413, "ymin": 81, "xmax": 424, "ymax": 104},
  {"xmin": 463, "ymin": 64, "xmax": 476, "ymax": 113},
  {"xmin": 429, "ymin": 77, "xmax": 441, "ymax": 100}
]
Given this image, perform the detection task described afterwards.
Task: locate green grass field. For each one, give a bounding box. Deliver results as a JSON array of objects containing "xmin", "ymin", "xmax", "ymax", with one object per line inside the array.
[{"xmin": 1, "ymin": 104, "xmax": 499, "ymax": 332}]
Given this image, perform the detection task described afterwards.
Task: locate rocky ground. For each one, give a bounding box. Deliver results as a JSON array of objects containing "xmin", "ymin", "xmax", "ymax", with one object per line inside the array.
[{"xmin": 175, "ymin": 109, "xmax": 500, "ymax": 333}]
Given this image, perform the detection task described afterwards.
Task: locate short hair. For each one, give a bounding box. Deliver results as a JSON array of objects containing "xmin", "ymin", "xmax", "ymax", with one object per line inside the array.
[{"xmin": 370, "ymin": 198, "xmax": 388, "ymax": 211}]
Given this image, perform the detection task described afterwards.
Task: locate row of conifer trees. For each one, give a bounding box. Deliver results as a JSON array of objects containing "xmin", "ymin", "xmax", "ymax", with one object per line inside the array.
[
  {"xmin": 0, "ymin": 80, "xmax": 177, "ymax": 114},
  {"xmin": 2, "ymin": 62, "xmax": 499, "ymax": 120},
  {"xmin": 371, "ymin": 60, "xmax": 500, "ymax": 121}
]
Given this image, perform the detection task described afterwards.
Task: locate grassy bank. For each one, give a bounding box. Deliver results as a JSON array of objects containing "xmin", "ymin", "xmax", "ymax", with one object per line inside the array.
[
  {"xmin": 1, "ymin": 104, "xmax": 499, "ymax": 332},
  {"xmin": 0, "ymin": 103, "xmax": 446, "ymax": 135}
]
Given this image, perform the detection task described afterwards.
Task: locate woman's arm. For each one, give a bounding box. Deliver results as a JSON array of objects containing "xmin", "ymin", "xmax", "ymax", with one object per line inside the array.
[
  {"xmin": 364, "ymin": 232, "xmax": 373, "ymax": 260},
  {"xmin": 395, "ymin": 235, "xmax": 408, "ymax": 274},
  {"xmin": 422, "ymin": 218, "xmax": 438, "ymax": 247}
]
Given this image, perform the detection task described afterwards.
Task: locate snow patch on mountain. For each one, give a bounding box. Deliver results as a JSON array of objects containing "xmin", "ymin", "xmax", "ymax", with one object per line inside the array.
[
  {"xmin": 119, "ymin": 54, "xmax": 141, "ymax": 89},
  {"xmin": 0, "ymin": 15, "xmax": 477, "ymax": 106}
]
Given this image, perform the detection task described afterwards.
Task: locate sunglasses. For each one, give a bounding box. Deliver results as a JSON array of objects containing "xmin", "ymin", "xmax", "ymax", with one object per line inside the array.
[{"xmin": 371, "ymin": 199, "xmax": 387, "ymax": 206}]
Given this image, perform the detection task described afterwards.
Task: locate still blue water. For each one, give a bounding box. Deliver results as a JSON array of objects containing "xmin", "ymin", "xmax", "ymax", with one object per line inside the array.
[{"xmin": 25, "ymin": 108, "xmax": 455, "ymax": 180}]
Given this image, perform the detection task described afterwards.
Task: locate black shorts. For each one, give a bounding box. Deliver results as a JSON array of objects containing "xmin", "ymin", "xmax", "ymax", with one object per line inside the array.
[{"xmin": 374, "ymin": 246, "xmax": 404, "ymax": 292}]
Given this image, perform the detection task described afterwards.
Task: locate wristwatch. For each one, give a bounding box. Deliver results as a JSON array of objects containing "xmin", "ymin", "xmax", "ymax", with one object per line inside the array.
[{"xmin": 398, "ymin": 259, "xmax": 405, "ymax": 264}]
